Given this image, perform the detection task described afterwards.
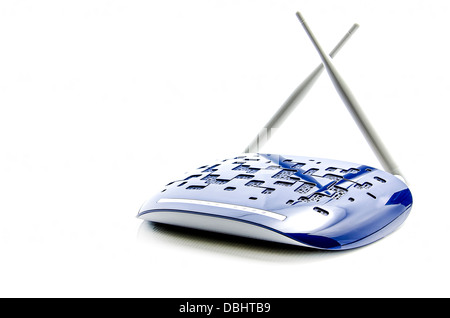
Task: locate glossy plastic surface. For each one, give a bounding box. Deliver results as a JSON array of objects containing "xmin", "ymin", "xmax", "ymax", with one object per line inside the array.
[{"xmin": 138, "ymin": 153, "xmax": 412, "ymax": 250}]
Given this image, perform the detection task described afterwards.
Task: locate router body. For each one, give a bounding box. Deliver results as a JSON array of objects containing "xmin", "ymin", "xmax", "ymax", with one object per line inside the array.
[{"xmin": 138, "ymin": 153, "xmax": 412, "ymax": 250}]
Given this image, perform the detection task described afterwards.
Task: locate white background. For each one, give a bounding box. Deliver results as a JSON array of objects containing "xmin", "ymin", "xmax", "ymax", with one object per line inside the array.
[{"xmin": 0, "ymin": 0, "xmax": 449, "ymax": 297}]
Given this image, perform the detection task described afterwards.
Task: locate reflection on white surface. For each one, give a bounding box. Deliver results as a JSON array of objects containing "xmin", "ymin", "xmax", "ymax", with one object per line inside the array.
[{"xmin": 137, "ymin": 220, "xmax": 351, "ymax": 262}]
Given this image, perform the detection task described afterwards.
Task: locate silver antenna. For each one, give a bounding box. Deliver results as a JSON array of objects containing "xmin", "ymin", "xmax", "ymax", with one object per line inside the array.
[
  {"xmin": 244, "ymin": 23, "xmax": 359, "ymax": 153},
  {"xmin": 296, "ymin": 11, "xmax": 402, "ymax": 179}
]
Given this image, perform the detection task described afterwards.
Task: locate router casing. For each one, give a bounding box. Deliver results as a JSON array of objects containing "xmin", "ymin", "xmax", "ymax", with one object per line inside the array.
[{"xmin": 138, "ymin": 153, "xmax": 412, "ymax": 250}]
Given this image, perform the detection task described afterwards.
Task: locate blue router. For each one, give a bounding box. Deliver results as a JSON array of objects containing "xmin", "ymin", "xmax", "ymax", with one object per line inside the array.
[{"xmin": 137, "ymin": 12, "xmax": 413, "ymax": 250}]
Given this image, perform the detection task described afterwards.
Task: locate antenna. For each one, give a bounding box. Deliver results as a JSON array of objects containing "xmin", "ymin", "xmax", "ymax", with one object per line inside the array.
[
  {"xmin": 296, "ymin": 11, "xmax": 403, "ymax": 180},
  {"xmin": 244, "ymin": 23, "xmax": 359, "ymax": 153}
]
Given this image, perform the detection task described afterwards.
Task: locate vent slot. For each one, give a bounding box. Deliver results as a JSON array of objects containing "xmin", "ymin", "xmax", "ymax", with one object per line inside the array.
[
  {"xmin": 272, "ymin": 169, "xmax": 297, "ymax": 180},
  {"xmin": 355, "ymin": 182, "xmax": 373, "ymax": 189},
  {"xmin": 232, "ymin": 164, "xmax": 260, "ymax": 174},
  {"xmin": 186, "ymin": 185, "xmax": 206, "ymax": 190},
  {"xmin": 329, "ymin": 185, "xmax": 348, "ymax": 199},
  {"xmin": 232, "ymin": 164, "xmax": 250, "ymax": 171},
  {"xmin": 295, "ymin": 182, "xmax": 316, "ymax": 194},
  {"xmin": 274, "ymin": 181, "xmax": 295, "ymax": 187},
  {"xmin": 367, "ymin": 192, "xmax": 377, "ymax": 199},
  {"xmin": 184, "ymin": 174, "xmax": 201, "ymax": 180},
  {"xmin": 202, "ymin": 164, "xmax": 220, "ymax": 173},
  {"xmin": 245, "ymin": 180, "xmax": 265, "ymax": 187},
  {"xmin": 235, "ymin": 174, "xmax": 254, "ymax": 180},
  {"xmin": 208, "ymin": 179, "xmax": 229, "ymax": 185},
  {"xmin": 201, "ymin": 174, "xmax": 230, "ymax": 185},
  {"xmin": 304, "ymin": 168, "xmax": 319, "ymax": 176},
  {"xmin": 201, "ymin": 174, "xmax": 218, "ymax": 180},
  {"xmin": 374, "ymin": 176, "xmax": 387, "ymax": 183},
  {"xmin": 291, "ymin": 163, "xmax": 305, "ymax": 169},
  {"xmin": 309, "ymin": 193, "xmax": 324, "ymax": 202},
  {"xmin": 313, "ymin": 207, "xmax": 329, "ymax": 216},
  {"xmin": 323, "ymin": 174, "xmax": 343, "ymax": 181},
  {"xmin": 262, "ymin": 188, "xmax": 275, "ymax": 194},
  {"xmin": 224, "ymin": 187, "xmax": 236, "ymax": 191}
]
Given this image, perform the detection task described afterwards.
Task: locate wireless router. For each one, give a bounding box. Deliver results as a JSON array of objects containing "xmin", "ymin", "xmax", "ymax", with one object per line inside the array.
[{"xmin": 137, "ymin": 12, "xmax": 413, "ymax": 250}]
